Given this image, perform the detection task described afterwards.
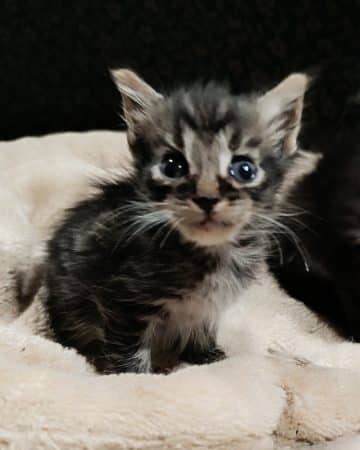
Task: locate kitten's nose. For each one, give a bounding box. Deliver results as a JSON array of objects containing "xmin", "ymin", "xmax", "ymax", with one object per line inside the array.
[{"xmin": 193, "ymin": 197, "xmax": 219, "ymax": 214}]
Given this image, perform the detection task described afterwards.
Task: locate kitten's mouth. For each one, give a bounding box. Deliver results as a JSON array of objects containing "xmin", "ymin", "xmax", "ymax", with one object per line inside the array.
[
  {"xmin": 193, "ymin": 217, "xmax": 234, "ymax": 231},
  {"xmin": 177, "ymin": 215, "xmax": 238, "ymax": 246}
]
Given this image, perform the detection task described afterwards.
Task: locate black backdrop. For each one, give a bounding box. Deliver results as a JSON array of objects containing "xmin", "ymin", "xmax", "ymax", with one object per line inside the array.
[{"xmin": 0, "ymin": 0, "xmax": 359, "ymax": 146}]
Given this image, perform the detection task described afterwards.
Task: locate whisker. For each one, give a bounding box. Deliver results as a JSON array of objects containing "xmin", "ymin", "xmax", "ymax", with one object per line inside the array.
[
  {"xmin": 109, "ymin": 210, "xmax": 171, "ymax": 252},
  {"xmin": 159, "ymin": 217, "xmax": 183, "ymax": 248},
  {"xmin": 254, "ymin": 212, "xmax": 310, "ymax": 272},
  {"xmin": 268, "ymin": 231, "xmax": 284, "ymax": 265}
]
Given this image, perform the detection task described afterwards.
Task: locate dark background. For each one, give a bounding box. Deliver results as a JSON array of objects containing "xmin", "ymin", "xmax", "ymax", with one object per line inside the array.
[{"xmin": 0, "ymin": 0, "xmax": 359, "ymax": 147}]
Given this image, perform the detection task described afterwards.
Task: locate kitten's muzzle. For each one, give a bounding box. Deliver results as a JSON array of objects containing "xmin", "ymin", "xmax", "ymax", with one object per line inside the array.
[{"xmin": 192, "ymin": 197, "xmax": 219, "ymax": 214}]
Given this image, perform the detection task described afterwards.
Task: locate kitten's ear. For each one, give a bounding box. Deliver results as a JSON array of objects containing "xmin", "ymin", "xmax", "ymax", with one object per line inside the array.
[
  {"xmin": 111, "ymin": 69, "xmax": 163, "ymax": 137},
  {"xmin": 258, "ymin": 73, "xmax": 309, "ymax": 155}
]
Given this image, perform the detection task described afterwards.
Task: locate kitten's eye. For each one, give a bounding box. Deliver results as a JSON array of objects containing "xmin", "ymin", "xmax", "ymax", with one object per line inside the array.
[
  {"xmin": 228, "ymin": 157, "xmax": 257, "ymax": 182},
  {"xmin": 160, "ymin": 152, "xmax": 189, "ymax": 178}
]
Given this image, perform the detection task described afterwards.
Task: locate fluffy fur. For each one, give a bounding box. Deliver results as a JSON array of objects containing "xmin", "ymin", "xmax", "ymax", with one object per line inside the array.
[{"xmin": 43, "ymin": 71, "xmax": 311, "ymax": 373}]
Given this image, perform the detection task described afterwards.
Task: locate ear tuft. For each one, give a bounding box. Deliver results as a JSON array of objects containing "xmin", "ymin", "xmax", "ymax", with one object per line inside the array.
[
  {"xmin": 110, "ymin": 69, "xmax": 163, "ymax": 135},
  {"xmin": 258, "ymin": 73, "xmax": 310, "ymax": 155}
]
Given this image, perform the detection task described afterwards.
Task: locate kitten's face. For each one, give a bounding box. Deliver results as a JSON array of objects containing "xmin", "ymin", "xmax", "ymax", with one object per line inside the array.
[{"xmin": 112, "ymin": 70, "xmax": 309, "ymax": 247}]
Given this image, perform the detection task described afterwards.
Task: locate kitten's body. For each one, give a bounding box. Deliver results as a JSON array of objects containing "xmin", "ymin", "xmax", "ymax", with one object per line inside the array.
[
  {"xmin": 45, "ymin": 180, "xmax": 259, "ymax": 372},
  {"xmin": 44, "ymin": 70, "xmax": 311, "ymax": 373}
]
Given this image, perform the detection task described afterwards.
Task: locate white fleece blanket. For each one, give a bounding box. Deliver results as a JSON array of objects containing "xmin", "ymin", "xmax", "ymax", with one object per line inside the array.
[{"xmin": 1, "ymin": 131, "xmax": 360, "ymax": 450}]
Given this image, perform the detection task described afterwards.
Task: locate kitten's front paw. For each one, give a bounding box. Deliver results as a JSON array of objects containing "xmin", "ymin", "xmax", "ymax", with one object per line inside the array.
[
  {"xmin": 92, "ymin": 347, "xmax": 153, "ymax": 374},
  {"xmin": 181, "ymin": 346, "xmax": 226, "ymax": 366}
]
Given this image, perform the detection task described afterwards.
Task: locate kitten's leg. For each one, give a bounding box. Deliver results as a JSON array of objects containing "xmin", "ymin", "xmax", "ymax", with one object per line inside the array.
[
  {"xmin": 92, "ymin": 341, "xmax": 152, "ymax": 374},
  {"xmin": 47, "ymin": 292, "xmax": 153, "ymax": 374},
  {"xmin": 86, "ymin": 322, "xmax": 152, "ymax": 374},
  {"xmin": 180, "ymin": 336, "xmax": 226, "ymax": 366}
]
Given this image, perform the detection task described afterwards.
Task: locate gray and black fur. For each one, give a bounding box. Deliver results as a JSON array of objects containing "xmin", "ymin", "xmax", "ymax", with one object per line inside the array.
[{"xmin": 43, "ymin": 70, "xmax": 312, "ymax": 373}]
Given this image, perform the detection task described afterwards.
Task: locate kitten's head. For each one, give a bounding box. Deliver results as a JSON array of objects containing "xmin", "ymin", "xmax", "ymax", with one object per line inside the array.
[{"xmin": 112, "ymin": 69, "xmax": 312, "ymax": 247}]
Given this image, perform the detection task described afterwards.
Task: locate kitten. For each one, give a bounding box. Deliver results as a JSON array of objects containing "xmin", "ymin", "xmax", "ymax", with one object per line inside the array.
[{"xmin": 43, "ymin": 69, "xmax": 313, "ymax": 374}]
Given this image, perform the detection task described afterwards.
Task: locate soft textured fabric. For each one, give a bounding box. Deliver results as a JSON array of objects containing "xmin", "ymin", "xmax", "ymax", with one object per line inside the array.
[{"xmin": 1, "ymin": 131, "xmax": 360, "ymax": 449}]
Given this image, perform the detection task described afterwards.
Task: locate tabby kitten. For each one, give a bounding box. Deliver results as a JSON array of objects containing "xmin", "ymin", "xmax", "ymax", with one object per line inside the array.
[{"xmin": 43, "ymin": 69, "xmax": 312, "ymax": 374}]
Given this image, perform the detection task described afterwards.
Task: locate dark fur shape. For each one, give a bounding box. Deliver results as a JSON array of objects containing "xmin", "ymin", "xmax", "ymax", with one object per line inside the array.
[{"xmin": 268, "ymin": 112, "xmax": 360, "ymax": 340}]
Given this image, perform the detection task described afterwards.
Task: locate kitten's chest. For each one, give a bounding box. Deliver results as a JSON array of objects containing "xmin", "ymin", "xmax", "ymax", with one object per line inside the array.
[
  {"xmin": 146, "ymin": 256, "xmax": 246, "ymax": 372},
  {"xmin": 161, "ymin": 258, "xmax": 244, "ymax": 332}
]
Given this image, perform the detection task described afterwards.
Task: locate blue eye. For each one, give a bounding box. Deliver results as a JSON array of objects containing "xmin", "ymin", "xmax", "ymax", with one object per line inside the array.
[
  {"xmin": 228, "ymin": 157, "xmax": 257, "ymax": 182},
  {"xmin": 160, "ymin": 152, "xmax": 189, "ymax": 178}
]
